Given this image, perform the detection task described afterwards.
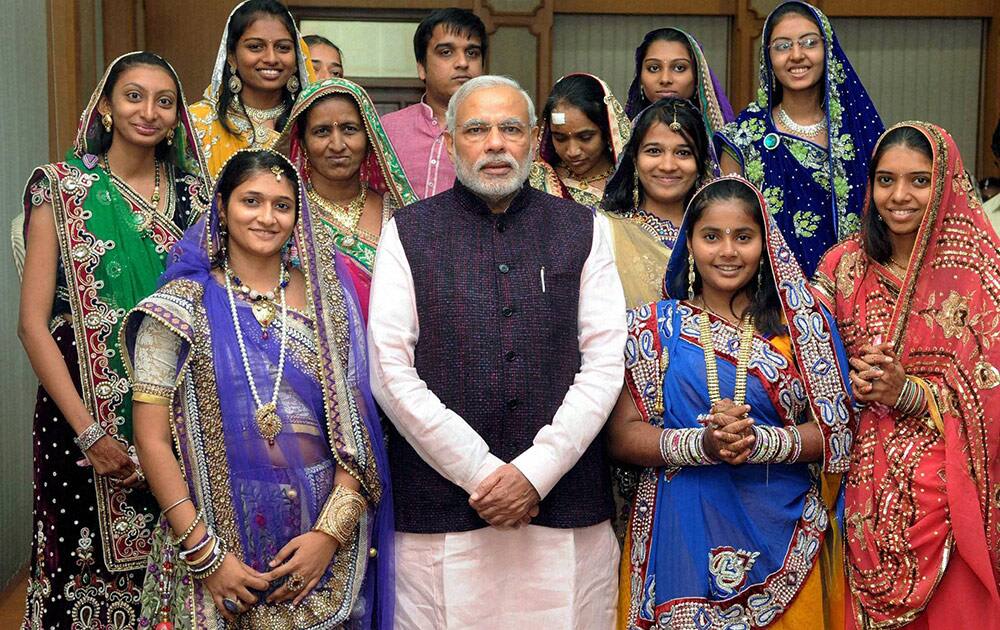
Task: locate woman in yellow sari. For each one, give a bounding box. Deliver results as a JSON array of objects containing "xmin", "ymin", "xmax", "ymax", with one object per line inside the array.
[{"xmin": 190, "ymin": 0, "xmax": 313, "ymax": 179}]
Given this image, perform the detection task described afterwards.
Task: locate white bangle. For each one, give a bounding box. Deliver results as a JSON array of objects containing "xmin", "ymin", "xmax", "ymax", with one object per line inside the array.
[{"xmin": 74, "ymin": 422, "xmax": 106, "ymax": 452}]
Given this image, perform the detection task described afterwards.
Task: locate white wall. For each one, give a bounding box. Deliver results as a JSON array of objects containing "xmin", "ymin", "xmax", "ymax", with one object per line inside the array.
[{"xmin": 0, "ymin": 0, "xmax": 48, "ymax": 589}]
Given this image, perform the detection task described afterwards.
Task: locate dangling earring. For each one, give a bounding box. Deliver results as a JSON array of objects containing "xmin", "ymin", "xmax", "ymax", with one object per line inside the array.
[
  {"xmin": 632, "ymin": 170, "xmax": 641, "ymax": 210},
  {"xmin": 756, "ymin": 261, "xmax": 765, "ymax": 299},
  {"xmin": 166, "ymin": 128, "xmax": 175, "ymax": 146},
  {"xmin": 688, "ymin": 252, "xmax": 696, "ymax": 300},
  {"xmin": 286, "ymin": 74, "xmax": 300, "ymax": 94},
  {"xmin": 218, "ymin": 222, "xmax": 229, "ymax": 260},
  {"xmin": 228, "ymin": 62, "xmax": 242, "ymax": 94},
  {"xmin": 101, "ymin": 111, "xmax": 113, "ymax": 132}
]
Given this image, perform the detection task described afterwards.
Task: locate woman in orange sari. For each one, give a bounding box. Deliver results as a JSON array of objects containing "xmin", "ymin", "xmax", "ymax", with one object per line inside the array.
[{"xmin": 815, "ymin": 122, "xmax": 1000, "ymax": 628}]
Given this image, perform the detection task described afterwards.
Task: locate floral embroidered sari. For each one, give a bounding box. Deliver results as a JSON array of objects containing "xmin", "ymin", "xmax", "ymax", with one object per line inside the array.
[
  {"xmin": 277, "ymin": 78, "xmax": 417, "ymax": 321},
  {"xmin": 715, "ymin": 1, "xmax": 883, "ymax": 276},
  {"xmin": 528, "ymin": 73, "xmax": 630, "ymax": 209},
  {"xmin": 19, "ymin": 52, "xmax": 209, "ymax": 628},
  {"xmin": 814, "ymin": 122, "xmax": 1000, "ymax": 629},
  {"xmin": 189, "ymin": 1, "xmax": 315, "ymax": 179},
  {"xmin": 620, "ymin": 176, "xmax": 854, "ymax": 629},
  {"xmin": 121, "ymin": 150, "xmax": 394, "ymax": 629}
]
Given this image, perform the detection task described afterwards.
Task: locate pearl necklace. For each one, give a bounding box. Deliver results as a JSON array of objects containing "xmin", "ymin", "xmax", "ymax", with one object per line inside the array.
[
  {"xmin": 776, "ymin": 105, "xmax": 827, "ymax": 138},
  {"xmin": 698, "ymin": 309, "xmax": 756, "ymax": 407},
  {"xmin": 224, "ymin": 263, "xmax": 288, "ymax": 445}
]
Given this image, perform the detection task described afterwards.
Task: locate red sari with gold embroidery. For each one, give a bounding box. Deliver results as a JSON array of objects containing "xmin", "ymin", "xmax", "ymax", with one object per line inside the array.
[{"xmin": 815, "ymin": 122, "xmax": 1000, "ymax": 629}]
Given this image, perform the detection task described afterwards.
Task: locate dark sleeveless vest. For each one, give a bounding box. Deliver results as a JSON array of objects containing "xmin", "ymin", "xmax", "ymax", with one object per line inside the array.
[{"xmin": 389, "ymin": 181, "xmax": 614, "ymax": 533}]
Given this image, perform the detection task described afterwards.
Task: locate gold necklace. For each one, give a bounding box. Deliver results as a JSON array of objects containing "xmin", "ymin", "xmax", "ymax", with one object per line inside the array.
[
  {"xmin": 307, "ymin": 184, "xmax": 367, "ymax": 248},
  {"xmin": 242, "ymin": 101, "xmax": 286, "ymax": 123},
  {"xmin": 563, "ymin": 163, "xmax": 614, "ymax": 189},
  {"xmin": 698, "ymin": 308, "xmax": 755, "ymax": 406}
]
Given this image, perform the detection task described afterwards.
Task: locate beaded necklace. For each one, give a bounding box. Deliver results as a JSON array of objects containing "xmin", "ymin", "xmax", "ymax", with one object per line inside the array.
[
  {"xmin": 224, "ymin": 262, "xmax": 288, "ymax": 445},
  {"xmin": 698, "ymin": 309, "xmax": 756, "ymax": 406}
]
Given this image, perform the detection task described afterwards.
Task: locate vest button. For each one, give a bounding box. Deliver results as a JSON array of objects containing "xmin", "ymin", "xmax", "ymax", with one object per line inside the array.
[
  {"xmin": 507, "ymin": 398, "xmax": 520, "ymax": 409},
  {"xmin": 498, "ymin": 263, "xmax": 510, "ymax": 274},
  {"xmin": 505, "ymin": 351, "xmax": 517, "ymax": 362},
  {"xmin": 501, "ymin": 306, "xmax": 514, "ymax": 317},
  {"xmin": 496, "ymin": 220, "xmax": 506, "ymax": 232}
]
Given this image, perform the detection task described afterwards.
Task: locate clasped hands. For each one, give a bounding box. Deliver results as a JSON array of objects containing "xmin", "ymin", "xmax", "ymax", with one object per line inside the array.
[
  {"xmin": 701, "ymin": 399, "xmax": 756, "ymax": 465},
  {"xmin": 848, "ymin": 342, "xmax": 905, "ymax": 406},
  {"xmin": 469, "ymin": 463, "xmax": 541, "ymax": 529}
]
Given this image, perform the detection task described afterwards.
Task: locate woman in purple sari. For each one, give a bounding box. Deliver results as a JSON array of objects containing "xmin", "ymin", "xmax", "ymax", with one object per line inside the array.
[{"xmin": 122, "ymin": 149, "xmax": 393, "ymax": 629}]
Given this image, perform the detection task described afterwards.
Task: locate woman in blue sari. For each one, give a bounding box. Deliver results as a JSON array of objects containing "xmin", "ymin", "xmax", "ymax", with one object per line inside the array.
[
  {"xmin": 122, "ymin": 149, "xmax": 393, "ymax": 629},
  {"xmin": 608, "ymin": 176, "xmax": 854, "ymax": 629},
  {"xmin": 715, "ymin": 1, "xmax": 883, "ymax": 276}
]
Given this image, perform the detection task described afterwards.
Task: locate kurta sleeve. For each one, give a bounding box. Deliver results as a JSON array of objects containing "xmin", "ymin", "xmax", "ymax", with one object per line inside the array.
[{"xmin": 510, "ymin": 216, "xmax": 627, "ymax": 499}]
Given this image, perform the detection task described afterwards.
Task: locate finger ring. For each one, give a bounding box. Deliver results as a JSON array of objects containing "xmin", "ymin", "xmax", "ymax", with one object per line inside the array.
[
  {"xmin": 286, "ymin": 573, "xmax": 305, "ymax": 592},
  {"xmin": 223, "ymin": 597, "xmax": 241, "ymax": 614}
]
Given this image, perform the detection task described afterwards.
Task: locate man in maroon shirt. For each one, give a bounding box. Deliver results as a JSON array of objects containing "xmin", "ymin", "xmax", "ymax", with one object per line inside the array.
[{"xmin": 381, "ymin": 8, "xmax": 488, "ymax": 199}]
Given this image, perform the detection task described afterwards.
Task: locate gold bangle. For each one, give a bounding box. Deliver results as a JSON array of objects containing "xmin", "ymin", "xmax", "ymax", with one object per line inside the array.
[
  {"xmin": 171, "ymin": 510, "xmax": 203, "ymax": 546},
  {"xmin": 185, "ymin": 536, "xmax": 217, "ymax": 567},
  {"xmin": 313, "ymin": 485, "xmax": 367, "ymax": 545}
]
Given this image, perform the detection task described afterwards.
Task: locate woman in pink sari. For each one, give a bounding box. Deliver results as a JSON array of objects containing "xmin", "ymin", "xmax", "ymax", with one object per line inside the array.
[
  {"xmin": 278, "ymin": 78, "xmax": 416, "ymax": 321},
  {"xmin": 815, "ymin": 122, "xmax": 1000, "ymax": 628}
]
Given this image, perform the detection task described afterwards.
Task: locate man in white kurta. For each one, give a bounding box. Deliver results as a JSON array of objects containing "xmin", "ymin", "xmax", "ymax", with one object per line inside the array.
[{"xmin": 367, "ymin": 76, "xmax": 626, "ymax": 629}]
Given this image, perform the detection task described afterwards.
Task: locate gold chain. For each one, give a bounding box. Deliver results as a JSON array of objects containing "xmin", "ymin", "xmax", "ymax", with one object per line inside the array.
[
  {"xmin": 306, "ymin": 184, "xmax": 367, "ymax": 246},
  {"xmin": 562, "ymin": 163, "xmax": 614, "ymax": 189},
  {"xmin": 698, "ymin": 310, "xmax": 755, "ymax": 406}
]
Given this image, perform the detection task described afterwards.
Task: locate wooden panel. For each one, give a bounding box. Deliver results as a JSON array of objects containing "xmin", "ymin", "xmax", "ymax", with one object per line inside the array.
[
  {"xmin": 833, "ymin": 16, "xmax": 985, "ymax": 172},
  {"xmin": 821, "ymin": 0, "xmax": 993, "ymax": 18},
  {"xmin": 553, "ymin": 0, "xmax": 735, "ymax": 14},
  {"xmin": 101, "ymin": 0, "xmax": 138, "ymax": 62},
  {"xmin": 551, "ymin": 14, "xmax": 731, "ymax": 107},
  {"xmin": 48, "ymin": 0, "xmax": 86, "ymax": 159},
  {"xmin": 143, "ymin": 2, "xmax": 232, "ymax": 104},
  {"xmin": 490, "ymin": 25, "xmax": 539, "ymax": 103},
  {"xmin": 1, "ymin": 0, "xmax": 49, "ymax": 589}
]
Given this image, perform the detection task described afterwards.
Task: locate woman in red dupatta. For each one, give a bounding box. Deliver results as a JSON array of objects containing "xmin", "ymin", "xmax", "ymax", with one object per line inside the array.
[{"xmin": 814, "ymin": 121, "xmax": 1000, "ymax": 629}]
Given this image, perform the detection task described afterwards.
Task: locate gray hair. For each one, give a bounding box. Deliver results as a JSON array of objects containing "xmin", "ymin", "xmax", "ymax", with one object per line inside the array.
[{"xmin": 445, "ymin": 75, "xmax": 536, "ymax": 134}]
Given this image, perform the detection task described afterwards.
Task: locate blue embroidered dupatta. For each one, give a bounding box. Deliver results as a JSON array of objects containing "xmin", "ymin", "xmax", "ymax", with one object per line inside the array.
[
  {"xmin": 714, "ymin": 1, "xmax": 883, "ymax": 276},
  {"xmin": 620, "ymin": 176, "xmax": 855, "ymax": 629}
]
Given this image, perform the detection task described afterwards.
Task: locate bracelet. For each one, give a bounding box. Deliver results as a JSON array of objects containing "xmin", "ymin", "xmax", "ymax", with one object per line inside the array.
[
  {"xmin": 178, "ymin": 528, "xmax": 213, "ymax": 560},
  {"xmin": 171, "ymin": 511, "xmax": 202, "ymax": 546},
  {"xmin": 787, "ymin": 426, "xmax": 803, "ymax": 464},
  {"xmin": 659, "ymin": 428, "xmax": 716, "ymax": 468},
  {"xmin": 191, "ymin": 546, "xmax": 227, "ymax": 580},
  {"xmin": 893, "ymin": 377, "xmax": 927, "ymax": 417},
  {"xmin": 74, "ymin": 422, "xmax": 106, "ymax": 453},
  {"xmin": 162, "ymin": 496, "xmax": 191, "ymax": 517},
  {"xmin": 747, "ymin": 425, "xmax": 796, "ymax": 464},
  {"xmin": 184, "ymin": 537, "xmax": 218, "ymax": 568},
  {"xmin": 314, "ymin": 485, "xmax": 367, "ymax": 546}
]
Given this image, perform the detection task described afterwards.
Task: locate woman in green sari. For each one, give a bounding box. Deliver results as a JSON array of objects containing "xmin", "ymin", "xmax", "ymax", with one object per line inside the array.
[
  {"xmin": 277, "ymin": 78, "xmax": 416, "ymax": 322},
  {"xmin": 16, "ymin": 51, "xmax": 208, "ymax": 628}
]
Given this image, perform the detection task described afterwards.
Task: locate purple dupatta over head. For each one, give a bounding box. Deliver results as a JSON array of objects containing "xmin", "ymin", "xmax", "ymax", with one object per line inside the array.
[{"xmin": 159, "ymin": 148, "xmax": 394, "ymax": 628}]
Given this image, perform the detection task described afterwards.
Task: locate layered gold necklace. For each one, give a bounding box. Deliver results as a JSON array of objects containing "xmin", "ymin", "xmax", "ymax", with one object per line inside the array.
[
  {"xmin": 698, "ymin": 308, "xmax": 756, "ymax": 406},
  {"xmin": 307, "ymin": 183, "xmax": 367, "ymax": 248},
  {"xmin": 563, "ymin": 163, "xmax": 614, "ymax": 190}
]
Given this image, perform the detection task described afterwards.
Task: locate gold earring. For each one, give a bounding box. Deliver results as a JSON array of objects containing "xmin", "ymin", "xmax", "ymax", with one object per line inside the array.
[
  {"xmin": 228, "ymin": 62, "xmax": 242, "ymax": 94},
  {"xmin": 632, "ymin": 170, "xmax": 640, "ymax": 209},
  {"xmin": 101, "ymin": 111, "xmax": 113, "ymax": 132},
  {"xmin": 286, "ymin": 74, "xmax": 300, "ymax": 93},
  {"xmin": 688, "ymin": 252, "xmax": 696, "ymax": 300},
  {"xmin": 166, "ymin": 128, "xmax": 175, "ymax": 146}
]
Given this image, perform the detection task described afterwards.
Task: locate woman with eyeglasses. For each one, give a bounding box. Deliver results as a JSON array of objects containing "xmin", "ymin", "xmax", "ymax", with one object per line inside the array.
[{"xmin": 715, "ymin": 1, "xmax": 883, "ymax": 276}]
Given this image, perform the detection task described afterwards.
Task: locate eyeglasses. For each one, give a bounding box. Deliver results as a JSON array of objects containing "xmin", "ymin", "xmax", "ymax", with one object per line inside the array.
[
  {"xmin": 768, "ymin": 36, "xmax": 822, "ymax": 53},
  {"xmin": 459, "ymin": 122, "xmax": 529, "ymax": 142}
]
